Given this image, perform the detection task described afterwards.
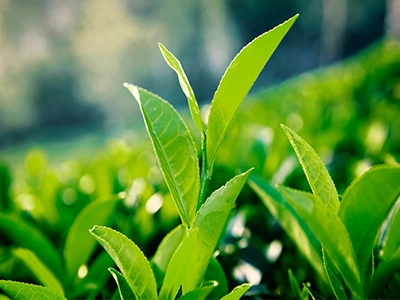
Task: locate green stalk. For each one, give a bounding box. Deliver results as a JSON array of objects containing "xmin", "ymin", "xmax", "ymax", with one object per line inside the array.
[{"xmin": 197, "ymin": 134, "xmax": 212, "ymax": 211}]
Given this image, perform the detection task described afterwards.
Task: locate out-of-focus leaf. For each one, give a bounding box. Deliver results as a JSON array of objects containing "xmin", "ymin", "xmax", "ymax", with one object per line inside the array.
[
  {"xmin": 159, "ymin": 229, "xmax": 197, "ymax": 299},
  {"xmin": 206, "ymin": 15, "xmax": 298, "ymax": 171},
  {"xmin": 158, "ymin": 43, "xmax": 204, "ymax": 135},
  {"xmin": 220, "ymin": 283, "xmax": 252, "ymax": 300},
  {"xmin": 281, "ymin": 125, "xmax": 339, "ymax": 213},
  {"xmin": 204, "ymin": 257, "xmax": 229, "ymax": 299},
  {"xmin": 249, "ymin": 176, "xmax": 326, "ymax": 281},
  {"xmin": 0, "ymin": 280, "xmax": 65, "ymax": 300},
  {"xmin": 183, "ymin": 169, "xmax": 252, "ymax": 293},
  {"xmin": 125, "ymin": 84, "xmax": 199, "ymax": 227},
  {"xmin": 289, "ymin": 269, "xmax": 305, "ymax": 300},
  {"xmin": 381, "ymin": 202, "xmax": 400, "ymax": 262},
  {"xmin": 322, "ymin": 248, "xmax": 347, "ymax": 300},
  {"xmin": 179, "ymin": 281, "xmax": 217, "ymax": 300},
  {"xmin": 370, "ymin": 248, "xmax": 400, "ymax": 298},
  {"xmin": 0, "ymin": 163, "xmax": 12, "ymax": 211},
  {"xmin": 151, "ymin": 225, "xmax": 185, "ymax": 288},
  {"xmin": 0, "ymin": 213, "xmax": 62, "ymax": 279},
  {"xmin": 90, "ymin": 226, "xmax": 157, "ymax": 300},
  {"xmin": 64, "ymin": 197, "xmax": 119, "ymax": 281},
  {"xmin": 109, "ymin": 268, "xmax": 136, "ymax": 300},
  {"xmin": 278, "ymin": 186, "xmax": 362, "ymax": 299},
  {"xmin": 13, "ymin": 248, "xmax": 64, "ymax": 297},
  {"xmin": 339, "ymin": 166, "xmax": 400, "ymax": 277}
]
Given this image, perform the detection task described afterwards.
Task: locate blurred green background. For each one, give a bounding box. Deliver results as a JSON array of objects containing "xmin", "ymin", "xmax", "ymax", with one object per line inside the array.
[
  {"xmin": 0, "ymin": 0, "xmax": 395, "ymax": 157},
  {"xmin": 1, "ymin": 1, "xmax": 400, "ymax": 299}
]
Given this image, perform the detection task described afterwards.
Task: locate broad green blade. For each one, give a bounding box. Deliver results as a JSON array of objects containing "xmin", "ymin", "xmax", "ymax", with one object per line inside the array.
[
  {"xmin": 249, "ymin": 177, "xmax": 326, "ymax": 281},
  {"xmin": 179, "ymin": 281, "xmax": 217, "ymax": 300},
  {"xmin": 381, "ymin": 202, "xmax": 400, "ymax": 262},
  {"xmin": 90, "ymin": 226, "xmax": 157, "ymax": 300},
  {"xmin": 0, "ymin": 280, "xmax": 65, "ymax": 300},
  {"xmin": 158, "ymin": 43, "xmax": 204, "ymax": 135},
  {"xmin": 322, "ymin": 248, "xmax": 347, "ymax": 300},
  {"xmin": 278, "ymin": 186, "xmax": 362, "ymax": 299},
  {"xmin": 109, "ymin": 268, "xmax": 137, "ymax": 300},
  {"xmin": 370, "ymin": 248, "xmax": 400, "ymax": 298},
  {"xmin": 151, "ymin": 225, "xmax": 185, "ymax": 288},
  {"xmin": 204, "ymin": 257, "xmax": 229, "ymax": 299},
  {"xmin": 281, "ymin": 125, "xmax": 339, "ymax": 212},
  {"xmin": 125, "ymin": 84, "xmax": 199, "ymax": 227},
  {"xmin": 339, "ymin": 165, "xmax": 400, "ymax": 278},
  {"xmin": 206, "ymin": 15, "xmax": 298, "ymax": 171},
  {"xmin": 159, "ymin": 229, "xmax": 197, "ymax": 299},
  {"xmin": 220, "ymin": 283, "xmax": 252, "ymax": 300},
  {"xmin": 13, "ymin": 248, "xmax": 64, "ymax": 297},
  {"xmin": 64, "ymin": 197, "xmax": 119, "ymax": 281},
  {"xmin": 183, "ymin": 169, "xmax": 252, "ymax": 293},
  {"xmin": 0, "ymin": 213, "xmax": 62, "ymax": 279}
]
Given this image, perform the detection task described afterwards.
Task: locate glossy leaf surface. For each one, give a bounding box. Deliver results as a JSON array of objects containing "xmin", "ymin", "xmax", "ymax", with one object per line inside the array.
[
  {"xmin": 0, "ymin": 281, "xmax": 65, "ymax": 300},
  {"xmin": 183, "ymin": 169, "xmax": 252, "ymax": 292},
  {"xmin": 249, "ymin": 177, "xmax": 325, "ymax": 280},
  {"xmin": 90, "ymin": 226, "xmax": 157, "ymax": 300},
  {"xmin": 220, "ymin": 283, "xmax": 252, "ymax": 300},
  {"xmin": 381, "ymin": 202, "xmax": 400, "ymax": 262},
  {"xmin": 339, "ymin": 166, "xmax": 400, "ymax": 276},
  {"xmin": 278, "ymin": 186, "xmax": 362, "ymax": 298},
  {"xmin": 159, "ymin": 229, "xmax": 197, "ymax": 299},
  {"xmin": 206, "ymin": 15, "xmax": 298, "ymax": 171},
  {"xmin": 151, "ymin": 225, "xmax": 185, "ymax": 287},
  {"xmin": 281, "ymin": 125, "xmax": 339, "ymax": 212},
  {"xmin": 322, "ymin": 248, "xmax": 347, "ymax": 300},
  {"xmin": 125, "ymin": 84, "xmax": 199, "ymax": 226},
  {"xmin": 179, "ymin": 281, "xmax": 217, "ymax": 300},
  {"xmin": 13, "ymin": 248, "xmax": 64, "ymax": 297},
  {"xmin": 109, "ymin": 268, "xmax": 136, "ymax": 300},
  {"xmin": 159, "ymin": 43, "xmax": 204, "ymax": 135},
  {"xmin": 64, "ymin": 197, "xmax": 119, "ymax": 280}
]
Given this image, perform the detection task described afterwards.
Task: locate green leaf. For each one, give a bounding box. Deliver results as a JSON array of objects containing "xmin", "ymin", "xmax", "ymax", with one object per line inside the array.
[
  {"xmin": 249, "ymin": 176, "xmax": 326, "ymax": 281},
  {"xmin": 159, "ymin": 228, "xmax": 197, "ymax": 299},
  {"xmin": 322, "ymin": 248, "xmax": 347, "ymax": 300},
  {"xmin": 0, "ymin": 213, "xmax": 63, "ymax": 279},
  {"xmin": 370, "ymin": 248, "xmax": 400, "ymax": 298},
  {"xmin": 158, "ymin": 43, "xmax": 204, "ymax": 135},
  {"xmin": 109, "ymin": 268, "xmax": 137, "ymax": 300},
  {"xmin": 125, "ymin": 84, "xmax": 199, "ymax": 227},
  {"xmin": 0, "ymin": 280, "xmax": 65, "ymax": 300},
  {"xmin": 151, "ymin": 225, "xmax": 185, "ymax": 288},
  {"xmin": 220, "ymin": 283, "xmax": 252, "ymax": 300},
  {"xmin": 278, "ymin": 186, "xmax": 362, "ymax": 299},
  {"xmin": 179, "ymin": 281, "xmax": 217, "ymax": 300},
  {"xmin": 64, "ymin": 197, "xmax": 119, "ymax": 281},
  {"xmin": 13, "ymin": 248, "xmax": 64, "ymax": 297},
  {"xmin": 71, "ymin": 251, "xmax": 115, "ymax": 300},
  {"xmin": 339, "ymin": 166, "xmax": 400, "ymax": 278},
  {"xmin": 381, "ymin": 202, "xmax": 400, "ymax": 262},
  {"xmin": 204, "ymin": 257, "xmax": 229, "ymax": 299},
  {"xmin": 288, "ymin": 269, "xmax": 305, "ymax": 300},
  {"xmin": 281, "ymin": 124, "xmax": 339, "ymax": 212},
  {"xmin": 206, "ymin": 15, "xmax": 298, "ymax": 171},
  {"xmin": 183, "ymin": 169, "xmax": 253, "ymax": 293},
  {"xmin": 89, "ymin": 226, "xmax": 157, "ymax": 300}
]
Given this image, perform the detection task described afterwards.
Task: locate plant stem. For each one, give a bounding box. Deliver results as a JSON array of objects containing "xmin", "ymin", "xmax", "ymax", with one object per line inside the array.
[{"xmin": 197, "ymin": 136, "xmax": 212, "ymax": 211}]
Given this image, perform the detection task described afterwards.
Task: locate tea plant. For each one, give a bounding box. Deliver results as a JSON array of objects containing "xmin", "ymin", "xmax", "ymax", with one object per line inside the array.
[
  {"xmin": 0, "ymin": 15, "xmax": 298, "ymax": 299},
  {"xmin": 250, "ymin": 125, "xmax": 400, "ymax": 299}
]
